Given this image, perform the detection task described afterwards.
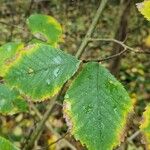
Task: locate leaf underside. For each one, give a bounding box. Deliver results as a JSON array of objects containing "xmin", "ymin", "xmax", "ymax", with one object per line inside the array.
[
  {"xmin": 27, "ymin": 14, "xmax": 62, "ymax": 45},
  {"xmin": 0, "ymin": 84, "xmax": 28, "ymax": 115},
  {"xmin": 0, "ymin": 136, "xmax": 20, "ymax": 150},
  {"xmin": 140, "ymin": 105, "xmax": 150, "ymax": 149},
  {"xmin": 63, "ymin": 62, "xmax": 133, "ymax": 150},
  {"xmin": 5, "ymin": 44, "xmax": 80, "ymax": 101},
  {"xmin": 0, "ymin": 42, "xmax": 23, "ymax": 76},
  {"xmin": 136, "ymin": 1, "xmax": 150, "ymax": 21}
]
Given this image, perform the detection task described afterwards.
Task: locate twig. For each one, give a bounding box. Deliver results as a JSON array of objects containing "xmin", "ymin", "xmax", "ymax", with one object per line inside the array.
[
  {"xmin": 23, "ymin": 1, "xmax": 108, "ymax": 149},
  {"xmin": 23, "ymin": 99, "xmax": 55, "ymax": 150},
  {"xmin": 0, "ymin": 21, "xmax": 25, "ymax": 30},
  {"xmin": 82, "ymin": 48, "xmax": 127, "ymax": 63},
  {"xmin": 89, "ymin": 38, "xmax": 150, "ymax": 54},
  {"xmin": 116, "ymin": 130, "xmax": 141, "ymax": 150},
  {"xmin": 37, "ymin": 132, "xmax": 69, "ymax": 150},
  {"xmin": 82, "ymin": 37, "xmax": 150, "ymax": 63},
  {"xmin": 25, "ymin": 0, "xmax": 34, "ymax": 18},
  {"xmin": 75, "ymin": 0, "xmax": 108, "ymax": 59},
  {"xmin": 127, "ymin": 130, "xmax": 141, "ymax": 143},
  {"xmin": 30, "ymin": 103, "xmax": 76, "ymax": 150},
  {"xmin": 48, "ymin": 132, "xmax": 69, "ymax": 147}
]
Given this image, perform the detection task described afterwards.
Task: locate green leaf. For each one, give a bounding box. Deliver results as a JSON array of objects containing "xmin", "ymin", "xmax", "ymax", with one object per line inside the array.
[
  {"xmin": 0, "ymin": 84, "xmax": 28, "ymax": 115},
  {"xmin": 27, "ymin": 14, "xmax": 62, "ymax": 46},
  {"xmin": 140, "ymin": 105, "xmax": 150, "ymax": 149},
  {"xmin": 63, "ymin": 62, "xmax": 133, "ymax": 150},
  {"xmin": 0, "ymin": 136, "xmax": 20, "ymax": 150},
  {"xmin": 5, "ymin": 44, "xmax": 80, "ymax": 101},
  {"xmin": 136, "ymin": 0, "xmax": 150, "ymax": 21},
  {"xmin": 0, "ymin": 42, "xmax": 23, "ymax": 76}
]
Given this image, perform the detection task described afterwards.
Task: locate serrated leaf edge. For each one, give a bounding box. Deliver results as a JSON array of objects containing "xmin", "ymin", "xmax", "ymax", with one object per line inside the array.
[
  {"xmin": 64, "ymin": 100, "xmax": 133, "ymax": 149},
  {"xmin": 5, "ymin": 44, "xmax": 80, "ymax": 102},
  {"xmin": 63, "ymin": 63, "xmax": 134, "ymax": 149}
]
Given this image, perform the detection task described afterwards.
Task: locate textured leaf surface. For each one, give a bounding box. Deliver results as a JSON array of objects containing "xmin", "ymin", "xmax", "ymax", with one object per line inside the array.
[
  {"xmin": 27, "ymin": 14, "xmax": 62, "ymax": 45},
  {"xmin": 0, "ymin": 136, "xmax": 20, "ymax": 150},
  {"xmin": 136, "ymin": 0, "xmax": 150, "ymax": 21},
  {"xmin": 0, "ymin": 84, "xmax": 28, "ymax": 115},
  {"xmin": 0, "ymin": 42, "xmax": 23, "ymax": 76},
  {"xmin": 140, "ymin": 105, "xmax": 150, "ymax": 149},
  {"xmin": 5, "ymin": 44, "xmax": 80, "ymax": 101},
  {"xmin": 63, "ymin": 62, "xmax": 133, "ymax": 150}
]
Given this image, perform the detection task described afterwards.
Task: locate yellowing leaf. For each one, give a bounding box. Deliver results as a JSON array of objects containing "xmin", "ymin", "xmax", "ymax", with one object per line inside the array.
[
  {"xmin": 140, "ymin": 105, "xmax": 150, "ymax": 149},
  {"xmin": 0, "ymin": 42, "xmax": 23, "ymax": 76},
  {"xmin": 5, "ymin": 44, "xmax": 80, "ymax": 101},
  {"xmin": 64, "ymin": 62, "xmax": 133, "ymax": 150},
  {"xmin": 27, "ymin": 14, "xmax": 62, "ymax": 46},
  {"xmin": 136, "ymin": 0, "xmax": 150, "ymax": 21}
]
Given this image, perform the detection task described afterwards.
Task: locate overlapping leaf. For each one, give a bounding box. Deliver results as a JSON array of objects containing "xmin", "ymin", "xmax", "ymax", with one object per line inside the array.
[
  {"xmin": 0, "ymin": 136, "xmax": 20, "ymax": 150},
  {"xmin": 63, "ymin": 62, "xmax": 133, "ymax": 150},
  {"xmin": 136, "ymin": 0, "xmax": 150, "ymax": 21},
  {"xmin": 5, "ymin": 44, "xmax": 80, "ymax": 101},
  {"xmin": 0, "ymin": 84, "xmax": 28, "ymax": 115},
  {"xmin": 27, "ymin": 14, "xmax": 62, "ymax": 45},
  {"xmin": 140, "ymin": 105, "xmax": 150, "ymax": 149},
  {"xmin": 0, "ymin": 42, "xmax": 23, "ymax": 76}
]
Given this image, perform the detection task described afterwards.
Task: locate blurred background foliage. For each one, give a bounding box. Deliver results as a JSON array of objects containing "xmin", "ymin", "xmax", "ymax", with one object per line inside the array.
[{"xmin": 0, "ymin": 0, "xmax": 150, "ymax": 149}]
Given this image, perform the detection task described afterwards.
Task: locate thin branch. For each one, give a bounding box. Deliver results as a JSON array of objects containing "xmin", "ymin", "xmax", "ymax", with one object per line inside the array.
[
  {"xmin": 75, "ymin": 0, "xmax": 108, "ymax": 59},
  {"xmin": 127, "ymin": 130, "xmax": 141, "ymax": 143},
  {"xmin": 83, "ymin": 48, "xmax": 127, "ymax": 63},
  {"xmin": 82, "ymin": 38, "xmax": 150, "ymax": 63},
  {"xmin": 116, "ymin": 130, "xmax": 141, "ymax": 150},
  {"xmin": 23, "ymin": 99, "xmax": 55, "ymax": 150},
  {"xmin": 48, "ymin": 133, "xmax": 69, "ymax": 147},
  {"xmin": 37, "ymin": 132, "xmax": 69, "ymax": 150},
  {"xmin": 89, "ymin": 38, "xmax": 150, "ymax": 54},
  {"xmin": 30, "ymin": 103, "xmax": 76, "ymax": 150},
  {"xmin": 25, "ymin": 0, "xmax": 34, "ymax": 18},
  {"xmin": 0, "ymin": 21, "xmax": 25, "ymax": 30}
]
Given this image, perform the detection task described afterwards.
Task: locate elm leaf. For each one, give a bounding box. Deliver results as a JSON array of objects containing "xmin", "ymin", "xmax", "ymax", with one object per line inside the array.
[
  {"xmin": 5, "ymin": 44, "xmax": 80, "ymax": 101},
  {"xmin": 63, "ymin": 62, "xmax": 133, "ymax": 150},
  {"xmin": 27, "ymin": 14, "xmax": 62, "ymax": 45}
]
